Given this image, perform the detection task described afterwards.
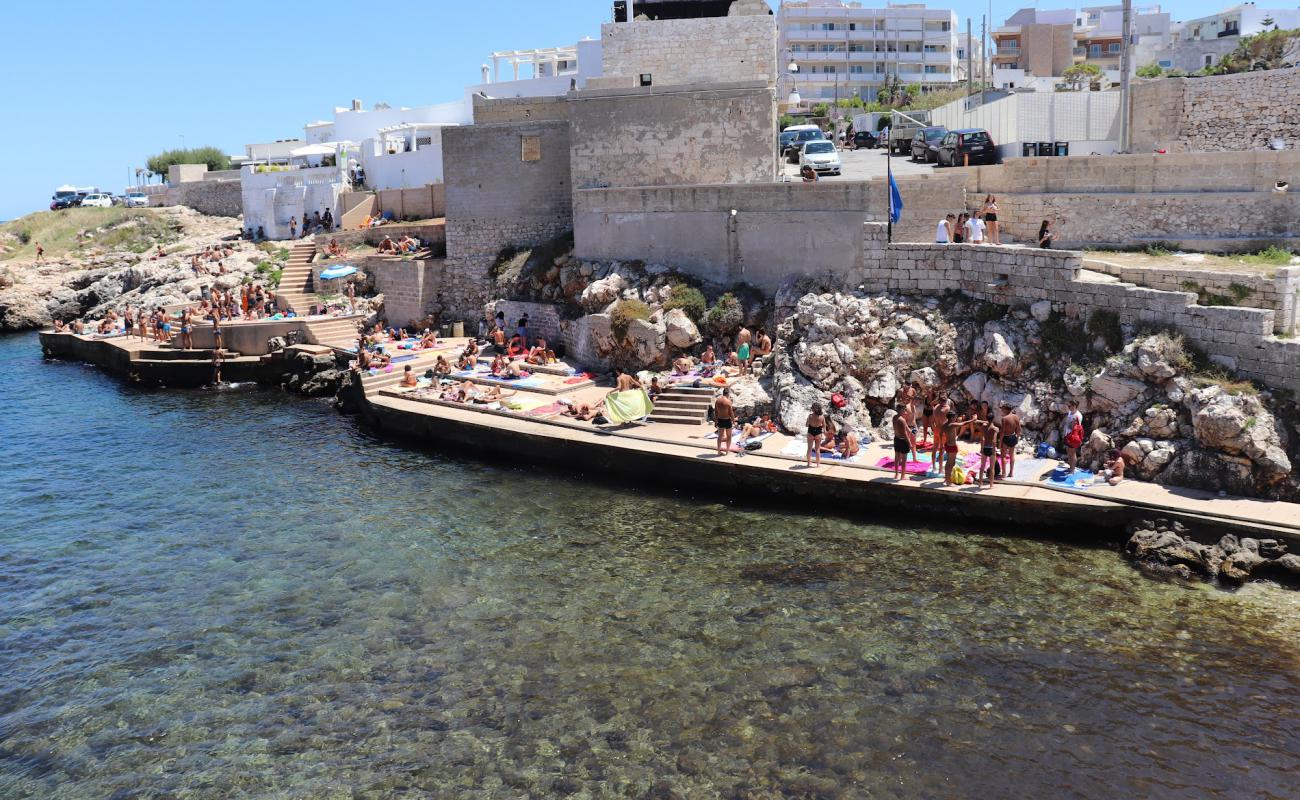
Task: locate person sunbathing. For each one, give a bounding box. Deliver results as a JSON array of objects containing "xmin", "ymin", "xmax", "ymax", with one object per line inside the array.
[
  {"xmin": 53, "ymin": 319, "xmax": 68, "ymax": 332},
  {"xmin": 672, "ymin": 355, "xmax": 695, "ymax": 375},
  {"xmin": 399, "ymin": 365, "xmax": 419, "ymax": 388},
  {"xmin": 433, "ymin": 356, "xmax": 451, "ymax": 379},
  {"xmin": 741, "ymin": 414, "xmax": 775, "ymax": 440},
  {"xmin": 418, "ymin": 329, "xmax": 437, "ymax": 349},
  {"xmin": 564, "ymin": 400, "xmax": 605, "ymax": 421},
  {"xmin": 97, "ymin": 318, "xmax": 113, "ymax": 334},
  {"xmin": 500, "ymin": 360, "xmax": 527, "ymax": 378},
  {"xmin": 71, "ymin": 320, "xmax": 86, "ymax": 334},
  {"xmin": 398, "ymin": 235, "xmax": 418, "ymax": 253},
  {"xmin": 836, "ymin": 429, "xmax": 860, "ymax": 458},
  {"xmin": 507, "ymin": 334, "xmax": 525, "ymax": 357},
  {"xmin": 490, "ymin": 354, "xmax": 507, "ymax": 376},
  {"xmin": 473, "ymin": 385, "xmax": 516, "ymax": 404},
  {"xmin": 648, "ymin": 376, "xmax": 663, "ymax": 400},
  {"xmin": 377, "ymin": 235, "xmax": 398, "ymax": 254},
  {"xmin": 725, "ymin": 351, "xmax": 741, "ymax": 368},
  {"xmin": 701, "ymin": 345, "xmax": 716, "ymax": 364},
  {"xmin": 327, "ymin": 238, "xmax": 346, "ymax": 258},
  {"xmin": 526, "ymin": 338, "xmax": 554, "ymax": 365},
  {"xmin": 456, "ymin": 353, "xmax": 476, "ymax": 370}
]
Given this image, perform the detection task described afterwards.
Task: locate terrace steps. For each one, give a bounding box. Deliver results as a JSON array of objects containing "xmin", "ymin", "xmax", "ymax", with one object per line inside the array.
[{"xmin": 647, "ymin": 385, "xmax": 714, "ymax": 425}]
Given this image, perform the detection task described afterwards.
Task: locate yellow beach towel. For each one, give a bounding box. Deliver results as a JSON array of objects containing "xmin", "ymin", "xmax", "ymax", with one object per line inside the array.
[{"xmin": 604, "ymin": 389, "xmax": 654, "ymax": 423}]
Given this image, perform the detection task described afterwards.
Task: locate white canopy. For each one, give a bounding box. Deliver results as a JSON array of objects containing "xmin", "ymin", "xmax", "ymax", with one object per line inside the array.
[{"xmin": 289, "ymin": 143, "xmax": 337, "ymax": 157}]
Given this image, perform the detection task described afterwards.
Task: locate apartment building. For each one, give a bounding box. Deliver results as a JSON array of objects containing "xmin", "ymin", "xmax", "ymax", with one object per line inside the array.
[
  {"xmin": 777, "ymin": 0, "xmax": 961, "ymax": 103},
  {"xmin": 992, "ymin": 8, "xmax": 1076, "ymax": 78},
  {"xmin": 1136, "ymin": 3, "xmax": 1300, "ymax": 72},
  {"xmin": 1073, "ymin": 5, "xmax": 1169, "ymax": 71}
]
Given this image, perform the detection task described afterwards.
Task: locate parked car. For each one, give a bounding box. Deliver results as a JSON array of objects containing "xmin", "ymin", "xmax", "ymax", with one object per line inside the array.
[
  {"xmin": 785, "ymin": 128, "xmax": 827, "ymax": 163},
  {"xmin": 852, "ymin": 130, "xmax": 878, "ymax": 149},
  {"xmin": 125, "ymin": 192, "xmax": 149, "ymax": 208},
  {"xmin": 798, "ymin": 140, "xmax": 842, "ymax": 176},
  {"xmin": 937, "ymin": 128, "xmax": 998, "ymax": 167},
  {"xmin": 910, "ymin": 126, "xmax": 948, "ymax": 163},
  {"xmin": 50, "ymin": 195, "xmax": 81, "ymax": 210},
  {"xmin": 79, "ymin": 193, "xmax": 114, "ymax": 208},
  {"xmin": 778, "ymin": 130, "xmax": 799, "ymax": 155}
]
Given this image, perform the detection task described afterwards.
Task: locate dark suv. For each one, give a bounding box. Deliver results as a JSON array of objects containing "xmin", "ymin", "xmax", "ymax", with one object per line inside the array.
[
  {"xmin": 784, "ymin": 129, "xmax": 826, "ymax": 163},
  {"xmin": 852, "ymin": 130, "xmax": 878, "ymax": 149},
  {"xmin": 50, "ymin": 195, "xmax": 82, "ymax": 210},
  {"xmin": 937, "ymin": 129, "xmax": 997, "ymax": 167},
  {"xmin": 910, "ymin": 126, "xmax": 948, "ymax": 163}
]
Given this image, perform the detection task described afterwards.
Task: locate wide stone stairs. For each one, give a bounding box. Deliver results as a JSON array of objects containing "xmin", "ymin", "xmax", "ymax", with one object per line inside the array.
[
  {"xmin": 276, "ymin": 242, "xmax": 319, "ymax": 314},
  {"xmin": 647, "ymin": 384, "xmax": 715, "ymax": 425}
]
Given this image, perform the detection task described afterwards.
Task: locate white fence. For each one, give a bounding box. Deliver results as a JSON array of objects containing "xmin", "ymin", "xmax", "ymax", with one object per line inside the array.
[{"xmin": 930, "ymin": 90, "xmax": 1121, "ymax": 157}]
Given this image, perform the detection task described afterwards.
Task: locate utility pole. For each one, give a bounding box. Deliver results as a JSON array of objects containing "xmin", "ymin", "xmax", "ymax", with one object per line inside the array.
[
  {"xmin": 981, "ymin": 15, "xmax": 988, "ymax": 89},
  {"xmin": 967, "ymin": 17, "xmax": 974, "ymax": 95},
  {"xmin": 1118, "ymin": 0, "xmax": 1134, "ymax": 152}
]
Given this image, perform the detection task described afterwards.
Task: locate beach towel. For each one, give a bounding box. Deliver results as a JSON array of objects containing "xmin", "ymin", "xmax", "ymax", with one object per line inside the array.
[
  {"xmin": 605, "ymin": 389, "xmax": 653, "ymax": 424},
  {"xmin": 875, "ymin": 457, "xmax": 932, "ymax": 475},
  {"xmin": 705, "ymin": 430, "xmax": 775, "ymax": 452},
  {"xmin": 779, "ymin": 440, "xmax": 860, "ymax": 463},
  {"xmin": 1046, "ymin": 468, "xmax": 1101, "ymax": 490}
]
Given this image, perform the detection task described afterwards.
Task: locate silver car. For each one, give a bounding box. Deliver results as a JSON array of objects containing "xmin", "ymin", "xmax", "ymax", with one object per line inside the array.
[{"xmin": 798, "ymin": 140, "xmax": 842, "ymax": 176}]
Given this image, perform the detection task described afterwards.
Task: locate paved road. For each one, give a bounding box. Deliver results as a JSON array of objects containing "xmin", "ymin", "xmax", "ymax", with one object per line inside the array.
[{"xmin": 780, "ymin": 145, "xmax": 944, "ymax": 182}]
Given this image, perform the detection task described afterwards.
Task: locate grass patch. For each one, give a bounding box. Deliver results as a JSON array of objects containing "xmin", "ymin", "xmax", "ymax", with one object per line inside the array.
[
  {"xmin": 703, "ymin": 292, "xmax": 744, "ymax": 337},
  {"xmin": 662, "ymin": 283, "xmax": 707, "ymax": 323},
  {"xmin": 1040, "ymin": 311, "xmax": 1088, "ymax": 359},
  {"xmin": 1143, "ymin": 242, "xmax": 1175, "ymax": 257},
  {"xmin": 1, "ymin": 208, "xmax": 181, "ymax": 261},
  {"xmin": 610, "ymin": 299, "xmax": 652, "ymax": 339},
  {"xmin": 1241, "ymin": 245, "xmax": 1294, "ymax": 266}
]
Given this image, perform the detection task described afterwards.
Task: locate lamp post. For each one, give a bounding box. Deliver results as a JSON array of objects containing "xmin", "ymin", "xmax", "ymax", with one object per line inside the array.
[{"xmin": 786, "ymin": 51, "xmax": 801, "ymax": 107}]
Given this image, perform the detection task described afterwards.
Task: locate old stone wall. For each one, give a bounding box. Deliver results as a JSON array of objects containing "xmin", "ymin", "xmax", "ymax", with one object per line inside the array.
[
  {"xmin": 961, "ymin": 151, "xmax": 1300, "ymax": 249},
  {"xmin": 573, "ymin": 175, "xmax": 963, "ymax": 291},
  {"xmin": 346, "ymin": 258, "xmax": 443, "ymax": 328},
  {"xmin": 860, "ymin": 228, "xmax": 1300, "ymax": 394},
  {"xmin": 569, "ymin": 82, "xmax": 776, "ymax": 190},
  {"xmin": 595, "ymin": 15, "xmax": 777, "ymax": 89},
  {"xmin": 1129, "ymin": 68, "xmax": 1300, "ymax": 153},
  {"xmin": 173, "ymin": 179, "xmax": 242, "ymax": 217},
  {"xmin": 471, "ymin": 95, "xmax": 571, "ymax": 125},
  {"xmin": 1084, "ymin": 259, "xmax": 1300, "ymax": 335},
  {"xmin": 375, "ymin": 185, "xmax": 445, "ymax": 220},
  {"xmin": 313, "ymin": 221, "xmax": 446, "ymax": 252},
  {"xmin": 442, "ymin": 120, "xmax": 573, "ymax": 323},
  {"xmin": 484, "ymin": 300, "xmax": 564, "ymax": 344}
]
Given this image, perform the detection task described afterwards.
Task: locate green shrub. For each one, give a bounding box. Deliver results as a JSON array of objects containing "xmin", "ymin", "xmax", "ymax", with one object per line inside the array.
[
  {"xmin": 1040, "ymin": 311, "xmax": 1088, "ymax": 358},
  {"xmin": 610, "ymin": 299, "xmax": 651, "ymax": 339},
  {"xmin": 15, "ymin": 228, "xmax": 31, "ymax": 245},
  {"xmin": 145, "ymin": 146, "xmax": 231, "ymax": 176},
  {"xmin": 663, "ymin": 283, "xmax": 707, "ymax": 323},
  {"xmin": 275, "ymin": 247, "xmax": 291, "ymax": 261},
  {"xmin": 267, "ymin": 268, "xmax": 283, "ymax": 287},
  {"xmin": 1143, "ymin": 242, "xmax": 1174, "ymax": 257},
  {"xmin": 1136, "ymin": 63, "xmax": 1164, "ymax": 78},
  {"xmin": 702, "ymin": 292, "xmax": 744, "ymax": 337},
  {"xmin": 1242, "ymin": 246, "xmax": 1294, "ymax": 266},
  {"xmin": 974, "ymin": 302, "xmax": 1007, "ymax": 324},
  {"xmin": 1087, "ymin": 309, "xmax": 1123, "ymax": 352}
]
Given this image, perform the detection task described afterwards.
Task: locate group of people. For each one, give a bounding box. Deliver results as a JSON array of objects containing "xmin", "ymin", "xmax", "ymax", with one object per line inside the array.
[
  {"xmin": 376, "ymin": 234, "xmax": 421, "ymax": 255},
  {"xmin": 934, "ymin": 194, "xmax": 1056, "ymax": 249},
  {"xmin": 287, "ymin": 209, "xmax": 334, "ymax": 240}
]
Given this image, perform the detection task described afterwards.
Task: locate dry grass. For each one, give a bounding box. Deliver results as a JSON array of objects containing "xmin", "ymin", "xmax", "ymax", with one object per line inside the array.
[
  {"xmin": 1, "ymin": 208, "xmax": 181, "ymax": 261},
  {"xmin": 1083, "ymin": 248, "xmax": 1298, "ymax": 277}
]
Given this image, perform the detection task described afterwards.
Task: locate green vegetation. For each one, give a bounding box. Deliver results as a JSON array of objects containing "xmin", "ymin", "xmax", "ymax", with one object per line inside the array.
[
  {"xmin": 1143, "ymin": 242, "xmax": 1174, "ymax": 257},
  {"xmin": 1136, "ymin": 63, "xmax": 1164, "ymax": 78},
  {"xmin": 1087, "ymin": 309, "xmax": 1124, "ymax": 352},
  {"xmin": 702, "ymin": 292, "xmax": 743, "ymax": 337},
  {"xmin": 145, "ymin": 146, "xmax": 231, "ymax": 178},
  {"xmin": 662, "ymin": 283, "xmax": 707, "ymax": 323},
  {"xmin": 1241, "ymin": 245, "xmax": 1294, "ymax": 266},
  {"xmin": 1205, "ymin": 27, "xmax": 1300, "ymax": 74},
  {"xmin": 1061, "ymin": 62, "xmax": 1104, "ymax": 91},
  {"xmin": 1040, "ymin": 311, "xmax": 1089, "ymax": 359},
  {"xmin": 1, "ymin": 208, "xmax": 180, "ymax": 261},
  {"xmin": 610, "ymin": 299, "xmax": 652, "ymax": 339},
  {"xmin": 1178, "ymin": 279, "xmax": 1256, "ymax": 307},
  {"xmin": 974, "ymin": 302, "xmax": 1008, "ymax": 325}
]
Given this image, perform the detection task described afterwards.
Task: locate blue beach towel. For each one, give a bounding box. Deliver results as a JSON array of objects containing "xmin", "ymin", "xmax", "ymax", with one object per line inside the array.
[{"xmin": 1047, "ymin": 468, "xmax": 1098, "ymax": 490}]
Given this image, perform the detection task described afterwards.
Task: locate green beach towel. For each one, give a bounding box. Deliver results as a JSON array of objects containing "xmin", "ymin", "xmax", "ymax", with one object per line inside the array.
[{"xmin": 604, "ymin": 389, "xmax": 653, "ymax": 423}]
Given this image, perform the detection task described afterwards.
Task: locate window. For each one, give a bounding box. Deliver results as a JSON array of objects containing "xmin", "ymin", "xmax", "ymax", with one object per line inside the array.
[
  {"xmin": 1089, "ymin": 44, "xmax": 1101, "ymax": 56},
  {"xmin": 820, "ymin": 65, "xmax": 836, "ymax": 73},
  {"xmin": 821, "ymin": 22, "xmax": 837, "ymax": 31},
  {"xmin": 924, "ymin": 65, "xmax": 939, "ymax": 73},
  {"xmin": 941, "ymin": 21, "xmax": 950, "ymax": 31},
  {"xmin": 520, "ymin": 135, "xmax": 541, "ymax": 162},
  {"xmin": 1204, "ymin": 53, "xmax": 1214, "ymax": 67},
  {"xmin": 1158, "ymin": 59, "xmax": 1172, "ymax": 68},
  {"xmin": 850, "ymin": 65, "xmax": 865, "ymax": 73},
  {"xmin": 1108, "ymin": 42, "xmax": 1121, "ymax": 54}
]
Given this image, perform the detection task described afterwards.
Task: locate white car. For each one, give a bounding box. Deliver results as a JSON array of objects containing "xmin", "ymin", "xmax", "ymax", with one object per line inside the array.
[
  {"xmin": 125, "ymin": 192, "xmax": 149, "ymax": 208},
  {"xmin": 798, "ymin": 140, "xmax": 842, "ymax": 176},
  {"xmin": 79, "ymin": 193, "xmax": 114, "ymax": 208}
]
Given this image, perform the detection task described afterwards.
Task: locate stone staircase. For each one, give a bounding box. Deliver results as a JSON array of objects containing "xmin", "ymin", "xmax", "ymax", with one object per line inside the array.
[
  {"xmin": 276, "ymin": 242, "xmax": 319, "ymax": 314},
  {"xmin": 305, "ymin": 317, "xmax": 362, "ymax": 351},
  {"xmin": 647, "ymin": 384, "xmax": 715, "ymax": 425}
]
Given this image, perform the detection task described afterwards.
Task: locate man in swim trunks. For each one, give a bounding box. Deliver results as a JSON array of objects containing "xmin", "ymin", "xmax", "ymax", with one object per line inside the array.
[
  {"xmin": 615, "ymin": 370, "xmax": 641, "ymax": 393},
  {"xmin": 998, "ymin": 402, "xmax": 1021, "ymax": 478},
  {"xmin": 942, "ymin": 411, "xmax": 966, "ymax": 486},
  {"xmin": 976, "ymin": 416, "xmax": 1000, "ymax": 489},
  {"xmin": 892, "ymin": 404, "xmax": 915, "ymax": 480},
  {"xmin": 714, "ymin": 388, "xmax": 735, "ymax": 456}
]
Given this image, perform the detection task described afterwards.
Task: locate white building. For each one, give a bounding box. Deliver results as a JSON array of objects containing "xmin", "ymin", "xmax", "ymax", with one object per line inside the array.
[
  {"xmin": 240, "ymin": 160, "xmax": 349, "ymax": 241},
  {"xmin": 1138, "ymin": 3, "xmax": 1300, "ymax": 72},
  {"xmin": 930, "ymin": 89, "xmax": 1121, "ymax": 158},
  {"xmin": 956, "ymin": 31, "xmax": 985, "ymax": 83},
  {"xmin": 234, "ymin": 140, "xmax": 304, "ymax": 168},
  {"xmin": 777, "ymin": 0, "xmax": 961, "ymax": 104}
]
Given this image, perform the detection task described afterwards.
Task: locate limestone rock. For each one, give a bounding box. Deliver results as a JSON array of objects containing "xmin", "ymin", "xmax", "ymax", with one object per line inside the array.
[
  {"xmin": 1030, "ymin": 300, "xmax": 1053, "ymax": 323},
  {"xmin": 1189, "ymin": 387, "xmax": 1292, "ymax": 481},
  {"xmin": 981, "ymin": 330, "xmax": 1018, "ymax": 377},
  {"xmin": 663, "ymin": 308, "xmax": 701, "ymax": 349},
  {"xmin": 865, "ymin": 370, "xmax": 899, "ymax": 404},
  {"xmin": 579, "ymin": 273, "xmax": 625, "ymax": 311}
]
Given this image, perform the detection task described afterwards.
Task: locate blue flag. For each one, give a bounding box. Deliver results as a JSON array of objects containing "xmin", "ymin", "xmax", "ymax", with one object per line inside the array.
[{"xmin": 888, "ymin": 170, "xmax": 903, "ymax": 224}]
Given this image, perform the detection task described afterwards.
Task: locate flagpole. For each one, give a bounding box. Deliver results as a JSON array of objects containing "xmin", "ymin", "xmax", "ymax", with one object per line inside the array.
[{"xmin": 886, "ymin": 110, "xmax": 894, "ymax": 244}]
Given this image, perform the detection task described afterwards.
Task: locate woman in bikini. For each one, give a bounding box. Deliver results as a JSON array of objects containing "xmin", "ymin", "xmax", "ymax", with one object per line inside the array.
[
  {"xmin": 805, "ymin": 402, "xmax": 826, "ymax": 468},
  {"xmin": 980, "ymin": 194, "xmax": 1001, "ymax": 245}
]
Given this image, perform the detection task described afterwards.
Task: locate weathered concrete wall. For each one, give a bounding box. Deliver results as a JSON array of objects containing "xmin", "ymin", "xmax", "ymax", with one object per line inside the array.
[
  {"xmin": 860, "ymin": 228, "xmax": 1300, "ymax": 394},
  {"xmin": 1085, "ymin": 260, "xmax": 1300, "ymax": 335},
  {"xmin": 359, "ymin": 258, "xmax": 446, "ymax": 328},
  {"xmin": 1130, "ymin": 68, "xmax": 1300, "ymax": 153},
  {"xmin": 442, "ymin": 120, "xmax": 573, "ymax": 322},
  {"xmin": 313, "ymin": 221, "xmax": 446, "ymax": 253},
  {"xmin": 573, "ymin": 175, "xmax": 963, "ymax": 290},
  {"xmin": 961, "ymin": 151, "xmax": 1300, "ymax": 249},
  {"xmin": 375, "ymin": 185, "xmax": 445, "ymax": 220},
  {"xmin": 568, "ymin": 82, "xmax": 777, "ymax": 190},
  {"xmin": 596, "ymin": 14, "xmax": 777, "ymax": 89}
]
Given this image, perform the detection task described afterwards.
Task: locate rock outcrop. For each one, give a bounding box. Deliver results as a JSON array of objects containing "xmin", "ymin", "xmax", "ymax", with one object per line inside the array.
[{"xmin": 1125, "ymin": 519, "xmax": 1300, "ymax": 588}]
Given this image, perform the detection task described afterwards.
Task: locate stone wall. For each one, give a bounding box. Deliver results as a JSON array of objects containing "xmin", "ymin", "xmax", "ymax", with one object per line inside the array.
[
  {"xmin": 568, "ymin": 81, "xmax": 777, "ymax": 190},
  {"xmin": 484, "ymin": 300, "xmax": 564, "ymax": 344},
  {"xmin": 961, "ymin": 151, "xmax": 1300, "ymax": 249},
  {"xmin": 1130, "ymin": 68, "xmax": 1300, "ymax": 153},
  {"xmin": 596, "ymin": 15, "xmax": 776, "ymax": 89},
  {"xmin": 573, "ymin": 175, "xmax": 963, "ymax": 291},
  {"xmin": 356, "ymin": 258, "xmax": 445, "ymax": 328},
  {"xmin": 173, "ymin": 179, "xmax": 242, "ymax": 217},
  {"xmin": 313, "ymin": 221, "xmax": 446, "ymax": 252},
  {"xmin": 1083, "ymin": 260, "xmax": 1300, "ymax": 336},
  {"xmin": 442, "ymin": 120, "xmax": 574, "ymax": 323},
  {"xmin": 375, "ymin": 185, "xmax": 445, "ymax": 220},
  {"xmin": 859, "ymin": 228, "xmax": 1300, "ymax": 394},
  {"xmin": 471, "ymin": 95, "xmax": 571, "ymax": 125}
]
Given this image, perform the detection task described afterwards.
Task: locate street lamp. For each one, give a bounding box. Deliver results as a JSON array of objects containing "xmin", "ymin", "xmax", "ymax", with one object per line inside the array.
[{"xmin": 786, "ymin": 51, "xmax": 801, "ymax": 107}]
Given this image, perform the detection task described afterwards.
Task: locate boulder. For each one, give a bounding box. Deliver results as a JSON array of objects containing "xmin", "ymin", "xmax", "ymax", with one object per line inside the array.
[
  {"xmin": 900, "ymin": 317, "xmax": 932, "ymax": 342},
  {"xmin": 908, "ymin": 366, "xmax": 940, "ymax": 389},
  {"xmin": 1030, "ymin": 300, "xmax": 1053, "ymax": 323},
  {"xmin": 865, "ymin": 370, "xmax": 899, "ymax": 404},
  {"xmin": 579, "ymin": 273, "xmax": 625, "ymax": 311},
  {"xmin": 624, "ymin": 316, "xmax": 668, "ymax": 369},
  {"xmin": 1090, "ymin": 373, "xmax": 1147, "ymax": 409},
  {"xmin": 728, "ymin": 376, "xmax": 773, "ymax": 419},
  {"xmin": 1189, "ymin": 387, "xmax": 1291, "ymax": 481},
  {"xmin": 981, "ymin": 330, "xmax": 1018, "ymax": 377},
  {"xmin": 663, "ymin": 308, "xmax": 701, "ymax": 349}
]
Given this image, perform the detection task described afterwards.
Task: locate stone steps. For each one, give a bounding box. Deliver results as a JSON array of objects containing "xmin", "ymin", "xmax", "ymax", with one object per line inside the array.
[{"xmin": 647, "ymin": 386, "xmax": 713, "ymax": 425}]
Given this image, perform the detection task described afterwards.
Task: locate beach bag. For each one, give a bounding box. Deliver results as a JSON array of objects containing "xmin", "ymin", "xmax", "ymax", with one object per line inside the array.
[
  {"xmin": 951, "ymin": 466, "xmax": 966, "ymax": 485},
  {"xmin": 1035, "ymin": 441, "xmax": 1052, "ymax": 459},
  {"xmin": 744, "ymin": 439, "xmax": 764, "ymax": 452},
  {"xmin": 1064, "ymin": 422, "xmax": 1084, "ymax": 450},
  {"xmin": 830, "ymin": 392, "xmax": 847, "ymax": 410},
  {"xmin": 591, "ymin": 414, "xmax": 608, "ymax": 425}
]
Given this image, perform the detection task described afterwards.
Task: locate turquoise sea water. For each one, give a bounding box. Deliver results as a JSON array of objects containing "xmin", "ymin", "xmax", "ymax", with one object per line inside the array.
[{"xmin": 2, "ymin": 331, "xmax": 1299, "ymax": 799}]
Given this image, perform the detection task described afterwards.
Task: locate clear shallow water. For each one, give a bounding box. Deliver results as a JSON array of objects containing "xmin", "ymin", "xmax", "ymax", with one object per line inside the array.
[{"xmin": 2, "ymin": 332, "xmax": 1299, "ymax": 799}]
